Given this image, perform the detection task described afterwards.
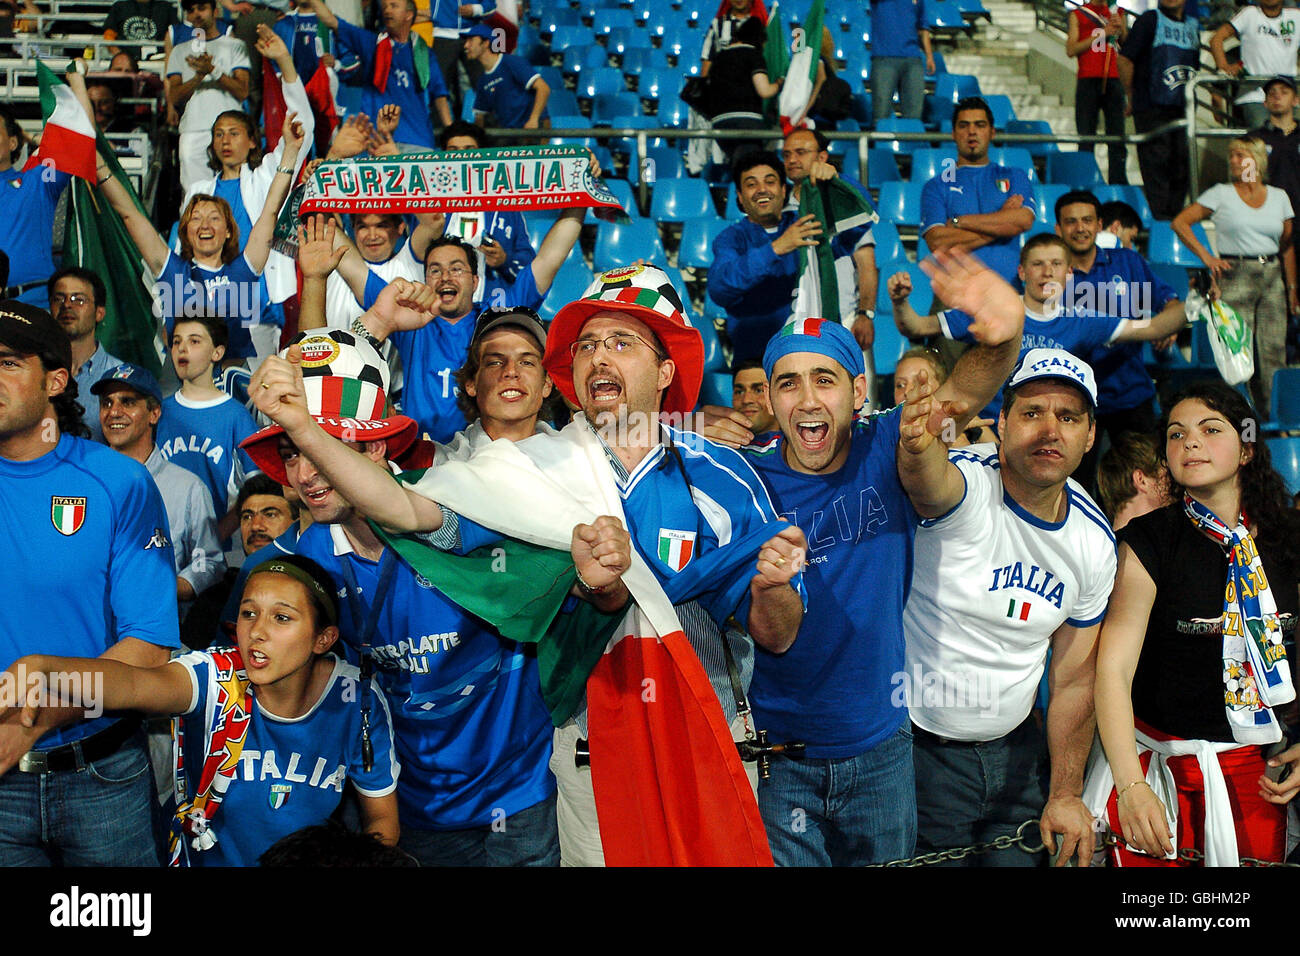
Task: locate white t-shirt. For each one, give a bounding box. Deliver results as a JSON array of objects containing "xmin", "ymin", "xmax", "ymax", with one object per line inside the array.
[
  {"xmin": 1230, "ymin": 6, "xmax": 1300, "ymax": 103},
  {"xmin": 322, "ymin": 238, "xmax": 421, "ymax": 392},
  {"xmin": 166, "ymin": 31, "xmax": 252, "ymax": 135},
  {"xmin": 902, "ymin": 445, "xmax": 1117, "ymax": 740},
  {"xmin": 1198, "ymin": 182, "xmax": 1295, "ymax": 256}
]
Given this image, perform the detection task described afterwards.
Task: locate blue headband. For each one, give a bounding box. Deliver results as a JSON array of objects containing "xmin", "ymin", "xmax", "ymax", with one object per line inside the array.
[{"xmin": 762, "ymin": 317, "xmax": 865, "ymax": 381}]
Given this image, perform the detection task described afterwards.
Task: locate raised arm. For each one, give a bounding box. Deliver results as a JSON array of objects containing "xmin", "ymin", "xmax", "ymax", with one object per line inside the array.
[
  {"xmin": 888, "ymin": 270, "xmax": 942, "ymax": 337},
  {"xmin": 895, "ymin": 365, "xmax": 964, "ymax": 518},
  {"xmin": 297, "ymin": 214, "xmax": 347, "ymax": 332},
  {"xmin": 94, "ymin": 151, "xmax": 170, "ymax": 275},
  {"xmin": 530, "ymin": 206, "xmax": 587, "ymax": 294},
  {"xmin": 243, "ymin": 112, "xmax": 306, "ymax": 274},
  {"xmin": 924, "ymin": 251, "xmax": 1024, "ymax": 432}
]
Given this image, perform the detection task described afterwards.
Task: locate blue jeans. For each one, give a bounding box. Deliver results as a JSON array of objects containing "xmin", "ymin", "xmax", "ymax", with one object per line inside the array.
[
  {"xmin": 398, "ymin": 792, "xmax": 560, "ymax": 867},
  {"xmin": 912, "ymin": 716, "xmax": 1049, "ymax": 867},
  {"xmin": 872, "ymin": 56, "xmax": 925, "ymax": 120},
  {"xmin": 0, "ymin": 733, "xmax": 161, "ymax": 866},
  {"xmin": 757, "ymin": 724, "xmax": 917, "ymax": 866}
]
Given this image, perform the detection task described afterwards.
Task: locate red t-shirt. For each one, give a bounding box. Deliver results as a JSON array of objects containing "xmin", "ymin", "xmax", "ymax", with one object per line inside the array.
[{"xmin": 1075, "ymin": 3, "xmax": 1120, "ymax": 79}]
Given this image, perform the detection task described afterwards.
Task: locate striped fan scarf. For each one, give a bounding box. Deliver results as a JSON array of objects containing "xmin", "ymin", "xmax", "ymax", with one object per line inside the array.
[
  {"xmin": 1182, "ymin": 493, "xmax": 1295, "ymax": 744},
  {"xmin": 373, "ymin": 31, "xmax": 431, "ymax": 92}
]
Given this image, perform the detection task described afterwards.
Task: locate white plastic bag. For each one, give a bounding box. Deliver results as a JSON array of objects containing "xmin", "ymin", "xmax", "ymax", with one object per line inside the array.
[{"xmin": 1198, "ymin": 298, "xmax": 1254, "ymax": 386}]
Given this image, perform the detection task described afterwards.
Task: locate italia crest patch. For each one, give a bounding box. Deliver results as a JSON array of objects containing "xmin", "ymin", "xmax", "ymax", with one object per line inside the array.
[
  {"xmin": 657, "ymin": 529, "xmax": 696, "ymax": 572},
  {"xmin": 268, "ymin": 784, "xmax": 291, "ymax": 810},
  {"xmin": 51, "ymin": 496, "xmax": 86, "ymax": 536},
  {"xmin": 996, "ymin": 178, "xmax": 1011, "ymax": 192}
]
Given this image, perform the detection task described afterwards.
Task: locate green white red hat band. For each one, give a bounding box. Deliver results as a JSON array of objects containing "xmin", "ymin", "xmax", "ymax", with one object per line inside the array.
[{"xmin": 763, "ymin": 316, "xmax": 864, "ymax": 380}]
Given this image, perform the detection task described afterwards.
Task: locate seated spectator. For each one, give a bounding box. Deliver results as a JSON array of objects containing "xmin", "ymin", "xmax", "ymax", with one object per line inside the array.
[
  {"xmin": 461, "ymin": 21, "xmax": 548, "ymax": 131},
  {"xmin": 156, "ymin": 315, "xmax": 262, "ymax": 545},
  {"xmin": 167, "ymin": 0, "xmax": 252, "ymax": 190},
  {"xmin": 96, "ymin": 113, "xmax": 304, "ymax": 363},
  {"xmin": 306, "ymin": 0, "xmax": 452, "ymax": 149},
  {"xmin": 48, "ymin": 267, "xmax": 126, "ymax": 443},
  {"xmin": 1172, "ymin": 136, "xmax": 1297, "ymax": 411},
  {"xmin": 1097, "ymin": 199, "xmax": 1140, "ymax": 250},
  {"xmin": 14, "ymin": 554, "xmax": 401, "ymax": 867},
  {"xmin": 1096, "ymin": 430, "xmax": 1170, "ymax": 530},
  {"xmin": 0, "ymin": 104, "xmax": 71, "ymax": 307}
]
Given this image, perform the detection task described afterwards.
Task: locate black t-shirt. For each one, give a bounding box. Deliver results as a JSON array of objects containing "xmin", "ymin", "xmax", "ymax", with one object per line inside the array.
[
  {"xmin": 103, "ymin": 0, "xmax": 178, "ymax": 41},
  {"xmin": 1120, "ymin": 504, "xmax": 1298, "ymax": 741},
  {"xmin": 709, "ymin": 44, "xmax": 766, "ymax": 118},
  {"xmin": 1255, "ymin": 120, "xmax": 1300, "ymax": 228}
]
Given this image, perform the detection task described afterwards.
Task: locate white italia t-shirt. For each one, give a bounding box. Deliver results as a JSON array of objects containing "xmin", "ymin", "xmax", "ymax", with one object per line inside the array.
[
  {"xmin": 902, "ymin": 445, "xmax": 1118, "ymax": 740},
  {"xmin": 1230, "ymin": 6, "xmax": 1300, "ymax": 104}
]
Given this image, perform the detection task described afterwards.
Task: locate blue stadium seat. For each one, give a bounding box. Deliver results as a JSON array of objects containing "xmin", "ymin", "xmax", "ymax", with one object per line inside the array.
[
  {"xmin": 650, "ymin": 177, "xmax": 716, "ymax": 222},
  {"xmin": 621, "ymin": 47, "xmax": 655, "ymax": 77},
  {"xmin": 636, "ymin": 67, "xmax": 677, "ymax": 105},
  {"xmin": 931, "ymin": 49, "xmax": 948, "ymax": 74},
  {"xmin": 564, "ymin": 45, "xmax": 607, "ymax": 78},
  {"xmin": 1034, "ymin": 183, "xmax": 1070, "ymax": 228},
  {"xmin": 517, "ymin": 26, "xmax": 546, "ymax": 66},
  {"xmin": 594, "ymin": 9, "xmax": 637, "ymax": 35},
  {"xmin": 874, "ymin": 118, "xmax": 928, "ymax": 157},
  {"xmin": 550, "ymin": 25, "xmax": 596, "ymax": 52},
  {"xmin": 579, "ymin": 68, "xmax": 627, "ymax": 101},
  {"xmin": 536, "ymin": 66, "xmax": 566, "ymax": 94},
  {"xmin": 593, "ymin": 220, "xmax": 669, "ymax": 270},
  {"xmin": 874, "ymin": 312, "xmax": 910, "ymax": 375},
  {"xmin": 1262, "ymin": 368, "xmax": 1300, "ymax": 432},
  {"xmin": 1006, "ymin": 119, "xmax": 1059, "ymax": 158},
  {"xmin": 1265, "ymin": 436, "xmax": 1300, "ymax": 494},
  {"xmin": 876, "ymin": 181, "xmax": 926, "ymax": 228},
  {"xmin": 842, "ymin": 52, "xmax": 872, "ymax": 85},
  {"xmin": 698, "ymin": 371, "xmax": 734, "ymax": 408},
  {"xmin": 540, "ymin": 261, "xmax": 594, "ymax": 321},
  {"xmin": 955, "ymin": 0, "xmax": 993, "ymax": 20},
  {"xmin": 607, "ymin": 26, "xmax": 652, "ymax": 59},
  {"xmin": 679, "ymin": 216, "xmax": 730, "ymax": 270},
  {"xmin": 875, "ymin": 261, "xmax": 933, "ymax": 315},
  {"xmin": 827, "ymin": 141, "xmax": 861, "ymax": 181},
  {"xmin": 604, "ymin": 177, "xmax": 642, "ymax": 218},
  {"xmin": 925, "ymin": 0, "xmax": 967, "ymax": 31},
  {"xmin": 866, "ymin": 149, "xmax": 901, "ymax": 188},
  {"xmin": 658, "ymin": 21, "xmax": 698, "ymax": 59},
  {"xmin": 694, "ymin": 313, "xmax": 726, "ymax": 372},
  {"xmin": 926, "ymin": 73, "xmax": 980, "ymax": 128},
  {"xmin": 460, "ymin": 89, "xmax": 476, "ymax": 122},
  {"xmin": 990, "ymin": 146, "xmax": 1036, "ymax": 181},
  {"xmin": 851, "ymin": 90, "xmax": 874, "ymax": 124},
  {"xmin": 608, "ymin": 115, "xmax": 668, "ymax": 157},
  {"xmin": 541, "ymin": 9, "xmax": 583, "ymax": 35},
  {"xmin": 1046, "ymin": 151, "xmax": 1105, "ymax": 187},
  {"xmin": 909, "ymin": 146, "xmax": 958, "ymax": 184},
  {"xmin": 1146, "ymin": 221, "xmax": 1211, "ymax": 268},
  {"xmin": 1148, "ymin": 263, "xmax": 1190, "ymax": 299},
  {"xmin": 644, "ymin": 145, "xmax": 686, "ymax": 181},
  {"xmin": 593, "ymin": 90, "xmax": 642, "ymax": 123},
  {"xmin": 656, "ymin": 97, "xmax": 691, "ymax": 128},
  {"xmin": 870, "ymin": 220, "xmax": 906, "ymax": 264},
  {"xmin": 547, "ymin": 88, "xmax": 581, "ymax": 117},
  {"xmin": 1093, "ymin": 184, "xmax": 1155, "ymax": 226},
  {"xmin": 983, "ymin": 94, "xmax": 1016, "ymax": 128}
]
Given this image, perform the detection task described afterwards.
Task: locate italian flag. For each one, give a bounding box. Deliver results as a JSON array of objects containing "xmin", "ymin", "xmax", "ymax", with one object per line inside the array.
[
  {"xmin": 1007, "ymin": 599, "xmax": 1032, "ymax": 621},
  {"xmin": 23, "ymin": 62, "xmax": 97, "ymax": 182},
  {"xmin": 790, "ymin": 177, "xmax": 878, "ymax": 327},
  {"xmin": 387, "ymin": 416, "xmax": 775, "ymax": 867},
  {"xmin": 658, "ymin": 531, "xmax": 695, "ymax": 573},
  {"xmin": 775, "ymin": 0, "xmax": 824, "ymax": 133}
]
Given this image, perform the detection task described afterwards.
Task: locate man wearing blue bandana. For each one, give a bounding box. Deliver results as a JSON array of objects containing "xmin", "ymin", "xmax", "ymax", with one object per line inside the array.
[{"xmin": 740, "ymin": 251, "xmax": 1025, "ymax": 866}]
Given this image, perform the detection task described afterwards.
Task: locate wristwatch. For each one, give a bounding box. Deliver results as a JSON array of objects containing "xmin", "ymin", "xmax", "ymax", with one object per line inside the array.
[
  {"xmin": 949, "ymin": 215, "xmax": 961, "ymax": 228},
  {"xmin": 855, "ymin": 308, "xmax": 875, "ymax": 320}
]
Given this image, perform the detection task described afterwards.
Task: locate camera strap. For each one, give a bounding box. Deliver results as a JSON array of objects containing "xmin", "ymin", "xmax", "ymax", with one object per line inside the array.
[{"xmin": 340, "ymin": 549, "xmax": 397, "ymax": 773}]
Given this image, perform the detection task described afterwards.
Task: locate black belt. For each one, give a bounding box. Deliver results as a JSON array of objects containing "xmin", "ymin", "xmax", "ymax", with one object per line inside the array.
[
  {"xmin": 1220, "ymin": 254, "xmax": 1277, "ymax": 263},
  {"xmin": 16, "ymin": 719, "xmax": 138, "ymax": 774},
  {"xmin": 910, "ymin": 721, "xmax": 980, "ymax": 747},
  {"xmin": 0, "ymin": 279, "xmax": 46, "ymax": 300}
]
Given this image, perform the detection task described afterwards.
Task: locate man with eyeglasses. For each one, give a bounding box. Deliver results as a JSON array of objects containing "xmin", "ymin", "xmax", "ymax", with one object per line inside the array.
[{"xmin": 48, "ymin": 267, "xmax": 126, "ymax": 444}]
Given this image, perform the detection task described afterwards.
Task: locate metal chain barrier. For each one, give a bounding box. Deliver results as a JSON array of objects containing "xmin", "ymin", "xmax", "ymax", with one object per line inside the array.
[
  {"xmin": 1097, "ymin": 831, "xmax": 1299, "ymax": 867},
  {"xmin": 869, "ymin": 819, "xmax": 1046, "ymax": 867}
]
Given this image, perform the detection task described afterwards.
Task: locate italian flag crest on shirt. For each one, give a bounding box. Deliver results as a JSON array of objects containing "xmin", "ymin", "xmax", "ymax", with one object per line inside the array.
[
  {"xmin": 51, "ymin": 496, "xmax": 87, "ymax": 536},
  {"xmin": 657, "ymin": 530, "xmax": 697, "ymax": 573}
]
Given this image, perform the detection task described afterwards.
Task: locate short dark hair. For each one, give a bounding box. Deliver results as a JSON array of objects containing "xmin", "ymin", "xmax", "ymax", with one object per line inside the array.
[
  {"xmin": 732, "ymin": 358, "xmax": 765, "ymax": 377},
  {"xmin": 236, "ymin": 473, "xmax": 299, "ymax": 519},
  {"xmin": 732, "ymin": 149, "xmax": 787, "ymax": 189},
  {"xmin": 0, "ymin": 104, "xmax": 21, "ymax": 165},
  {"xmin": 1054, "ymin": 189, "xmax": 1102, "ymax": 224},
  {"xmin": 259, "ymin": 820, "xmax": 418, "ymax": 867},
  {"xmin": 351, "ymin": 212, "xmax": 405, "ymax": 231},
  {"xmin": 1099, "ymin": 200, "xmax": 1141, "ymax": 231},
  {"xmin": 47, "ymin": 267, "xmax": 107, "ymax": 308},
  {"xmin": 952, "ymin": 96, "xmax": 994, "ymax": 127},
  {"xmin": 173, "ymin": 314, "xmax": 229, "ymax": 350},
  {"xmin": 424, "ymin": 236, "xmax": 480, "ymax": 276},
  {"xmin": 1097, "ymin": 430, "xmax": 1163, "ymax": 523},
  {"xmin": 438, "ymin": 120, "xmax": 489, "ymax": 149}
]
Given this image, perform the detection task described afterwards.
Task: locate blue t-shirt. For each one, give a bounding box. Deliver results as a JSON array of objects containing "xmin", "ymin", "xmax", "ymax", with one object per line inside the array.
[
  {"xmin": 176, "ymin": 650, "xmax": 399, "ymax": 867},
  {"xmin": 479, "ymin": 209, "xmax": 536, "ymax": 305},
  {"xmin": 1068, "ymin": 245, "xmax": 1177, "ymax": 416},
  {"xmin": 940, "ymin": 305, "xmax": 1123, "ymax": 421},
  {"xmin": 155, "ymin": 251, "xmax": 272, "ymax": 360},
  {"xmin": 295, "ymin": 523, "xmax": 555, "ymax": 829},
  {"xmin": 211, "ymin": 178, "xmax": 253, "ymax": 246},
  {"xmin": 333, "ymin": 19, "xmax": 450, "ymax": 148},
  {"xmin": 157, "ymin": 392, "xmax": 261, "ymax": 517},
  {"xmin": 363, "ymin": 265, "xmax": 542, "ymax": 442},
  {"xmin": 0, "ymin": 435, "xmax": 179, "ymax": 747},
  {"xmin": 870, "ymin": 0, "xmax": 925, "ymax": 59},
  {"xmin": 744, "ymin": 407, "xmax": 920, "ymax": 758},
  {"xmin": 473, "ymin": 53, "xmax": 546, "ymax": 128},
  {"xmin": 708, "ymin": 212, "xmax": 800, "ymax": 362},
  {"xmin": 272, "ymin": 10, "xmax": 325, "ymax": 80},
  {"xmin": 0, "ymin": 166, "xmax": 70, "ymax": 306},
  {"xmin": 921, "ymin": 164, "xmax": 1036, "ymax": 281}
]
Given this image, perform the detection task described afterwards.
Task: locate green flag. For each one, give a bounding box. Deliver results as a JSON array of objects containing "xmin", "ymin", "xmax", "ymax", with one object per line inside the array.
[
  {"xmin": 62, "ymin": 133, "xmax": 162, "ymax": 376},
  {"xmin": 778, "ymin": 0, "xmax": 825, "ymax": 131},
  {"xmin": 793, "ymin": 177, "xmax": 878, "ymax": 323},
  {"xmin": 764, "ymin": 3, "xmax": 789, "ymax": 84}
]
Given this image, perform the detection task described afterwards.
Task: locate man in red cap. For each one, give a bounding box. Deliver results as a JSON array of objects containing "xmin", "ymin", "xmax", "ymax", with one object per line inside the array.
[{"xmin": 252, "ymin": 264, "xmax": 808, "ymax": 866}]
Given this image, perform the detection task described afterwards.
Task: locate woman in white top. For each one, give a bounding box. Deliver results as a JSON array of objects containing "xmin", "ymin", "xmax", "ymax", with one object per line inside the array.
[{"xmin": 1173, "ymin": 136, "xmax": 1297, "ymax": 411}]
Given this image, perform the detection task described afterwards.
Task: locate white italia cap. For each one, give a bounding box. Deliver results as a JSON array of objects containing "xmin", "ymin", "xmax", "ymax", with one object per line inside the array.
[{"xmin": 1004, "ymin": 347, "xmax": 1098, "ymax": 410}]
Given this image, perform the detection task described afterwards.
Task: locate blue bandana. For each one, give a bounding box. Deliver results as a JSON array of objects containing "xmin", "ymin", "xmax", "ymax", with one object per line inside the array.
[{"xmin": 762, "ymin": 317, "xmax": 865, "ymax": 381}]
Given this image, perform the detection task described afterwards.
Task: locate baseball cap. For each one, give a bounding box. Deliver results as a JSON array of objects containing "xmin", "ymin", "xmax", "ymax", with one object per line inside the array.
[
  {"xmin": 461, "ymin": 22, "xmax": 495, "ymax": 40},
  {"xmin": 0, "ymin": 299, "xmax": 72, "ymax": 372},
  {"xmin": 1264, "ymin": 75, "xmax": 1297, "ymax": 94},
  {"xmin": 471, "ymin": 306, "xmax": 547, "ymax": 354},
  {"xmin": 1004, "ymin": 348, "xmax": 1098, "ymax": 410},
  {"xmin": 546, "ymin": 264, "xmax": 704, "ymax": 415},
  {"xmin": 92, "ymin": 363, "xmax": 164, "ymax": 405}
]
